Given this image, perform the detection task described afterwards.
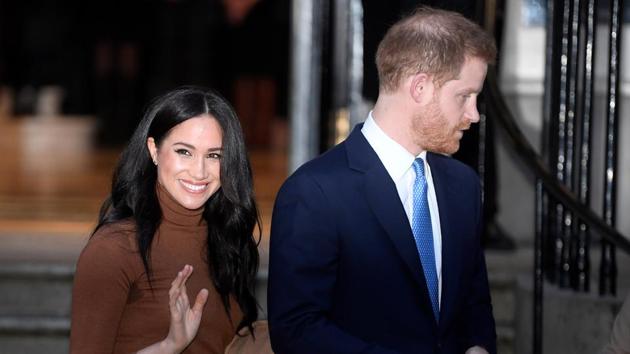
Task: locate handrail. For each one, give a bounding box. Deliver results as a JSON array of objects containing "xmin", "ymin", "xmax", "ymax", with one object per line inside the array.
[{"xmin": 484, "ymin": 68, "xmax": 630, "ymax": 254}]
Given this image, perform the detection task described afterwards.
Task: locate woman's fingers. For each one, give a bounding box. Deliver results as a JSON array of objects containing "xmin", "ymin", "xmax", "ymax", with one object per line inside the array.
[
  {"xmin": 170, "ymin": 265, "xmax": 193, "ymax": 289},
  {"xmin": 136, "ymin": 265, "xmax": 206, "ymax": 354},
  {"xmin": 170, "ymin": 265, "xmax": 188, "ymax": 288},
  {"xmin": 191, "ymin": 289, "xmax": 209, "ymax": 317},
  {"xmin": 169, "ymin": 265, "xmax": 194, "ymax": 313},
  {"xmin": 159, "ymin": 264, "xmax": 206, "ymax": 353},
  {"xmin": 178, "ymin": 265, "xmax": 193, "ymax": 303},
  {"xmin": 181, "ymin": 265, "xmax": 193, "ymax": 282}
]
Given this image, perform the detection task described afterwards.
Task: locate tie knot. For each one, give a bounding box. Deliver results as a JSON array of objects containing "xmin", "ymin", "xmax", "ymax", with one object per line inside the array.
[{"xmin": 413, "ymin": 158, "xmax": 425, "ymax": 178}]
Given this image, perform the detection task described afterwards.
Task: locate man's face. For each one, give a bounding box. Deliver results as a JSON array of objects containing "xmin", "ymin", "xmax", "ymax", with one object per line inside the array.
[{"xmin": 412, "ymin": 56, "xmax": 488, "ymax": 155}]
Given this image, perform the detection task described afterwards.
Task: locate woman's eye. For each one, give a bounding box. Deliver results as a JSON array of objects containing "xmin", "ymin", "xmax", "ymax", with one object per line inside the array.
[
  {"xmin": 208, "ymin": 152, "xmax": 222, "ymax": 159},
  {"xmin": 175, "ymin": 149, "xmax": 191, "ymax": 156}
]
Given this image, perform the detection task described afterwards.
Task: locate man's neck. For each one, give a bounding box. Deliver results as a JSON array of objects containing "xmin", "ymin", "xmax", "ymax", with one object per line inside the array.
[{"xmin": 372, "ymin": 94, "xmax": 422, "ymax": 156}]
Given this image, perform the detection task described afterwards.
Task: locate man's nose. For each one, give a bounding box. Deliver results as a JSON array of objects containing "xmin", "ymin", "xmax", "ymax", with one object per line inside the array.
[{"xmin": 466, "ymin": 98, "xmax": 480, "ymax": 123}]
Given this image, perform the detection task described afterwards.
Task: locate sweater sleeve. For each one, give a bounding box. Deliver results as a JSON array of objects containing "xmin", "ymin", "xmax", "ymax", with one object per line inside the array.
[{"xmin": 70, "ymin": 227, "xmax": 137, "ymax": 354}]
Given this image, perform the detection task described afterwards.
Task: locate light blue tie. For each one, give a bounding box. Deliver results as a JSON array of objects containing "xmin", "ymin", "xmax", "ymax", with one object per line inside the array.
[{"xmin": 412, "ymin": 158, "xmax": 439, "ymax": 321}]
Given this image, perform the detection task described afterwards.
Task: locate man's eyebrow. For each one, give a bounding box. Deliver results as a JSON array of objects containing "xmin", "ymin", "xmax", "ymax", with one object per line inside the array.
[{"xmin": 459, "ymin": 87, "xmax": 482, "ymax": 95}]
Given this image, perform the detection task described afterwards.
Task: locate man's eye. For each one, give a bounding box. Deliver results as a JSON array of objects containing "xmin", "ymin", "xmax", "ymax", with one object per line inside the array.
[{"xmin": 175, "ymin": 149, "xmax": 191, "ymax": 156}]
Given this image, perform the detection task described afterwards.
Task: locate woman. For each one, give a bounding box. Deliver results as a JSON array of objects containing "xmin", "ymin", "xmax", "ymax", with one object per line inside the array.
[{"xmin": 70, "ymin": 87, "xmax": 260, "ymax": 353}]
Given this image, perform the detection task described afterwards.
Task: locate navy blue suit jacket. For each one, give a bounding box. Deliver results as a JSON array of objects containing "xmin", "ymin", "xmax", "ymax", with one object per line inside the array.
[{"xmin": 268, "ymin": 126, "xmax": 496, "ymax": 354}]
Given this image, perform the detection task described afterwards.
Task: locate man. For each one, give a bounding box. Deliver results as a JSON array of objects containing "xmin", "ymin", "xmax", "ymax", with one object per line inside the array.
[
  {"xmin": 362, "ymin": 0, "xmax": 515, "ymax": 251},
  {"xmin": 268, "ymin": 7, "xmax": 497, "ymax": 354}
]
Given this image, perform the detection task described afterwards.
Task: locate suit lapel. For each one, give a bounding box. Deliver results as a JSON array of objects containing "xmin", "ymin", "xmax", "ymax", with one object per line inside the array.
[
  {"xmin": 345, "ymin": 126, "xmax": 433, "ymax": 309},
  {"xmin": 427, "ymin": 153, "xmax": 463, "ymax": 328},
  {"xmin": 363, "ymin": 165, "xmax": 427, "ymax": 289},
  {"xmin": 347, "ymin": 134, "xmax": 467, "ymax": 328}
]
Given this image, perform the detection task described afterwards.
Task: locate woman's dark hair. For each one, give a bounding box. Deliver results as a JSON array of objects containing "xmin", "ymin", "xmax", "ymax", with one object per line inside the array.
[{"xmin": 94, "ymin": 86, "xmax": 260, "ymax": 331}]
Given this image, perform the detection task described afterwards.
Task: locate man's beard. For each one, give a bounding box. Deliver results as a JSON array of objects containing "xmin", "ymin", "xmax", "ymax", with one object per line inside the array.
[{"xmin": 411, "ymin": 99, "xmax": 466, "ymax": 155}]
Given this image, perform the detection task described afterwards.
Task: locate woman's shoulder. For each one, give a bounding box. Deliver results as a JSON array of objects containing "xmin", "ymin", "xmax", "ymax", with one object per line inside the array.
[
  {"xmin": 89, "ymin": 219, "xmax": 137, "ymax": 249},
  {"xmin": 74, "ymin": 219, "xmax": 142, "ymax": 295},
  {"xmin": 79, "ymin": 219, "xmax": 139, "ymax": 264}
]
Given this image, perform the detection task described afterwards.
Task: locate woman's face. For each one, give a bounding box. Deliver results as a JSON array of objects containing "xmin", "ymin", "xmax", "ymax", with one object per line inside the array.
[{"xmin": 147, "ymin": 114, "xmax": 223, "ymax": 210}]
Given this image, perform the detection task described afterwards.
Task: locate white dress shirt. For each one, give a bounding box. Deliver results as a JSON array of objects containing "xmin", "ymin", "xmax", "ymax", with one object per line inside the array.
[{"xmin": 361, "ymin": 112, "xmax": 443, "ymax": 305}]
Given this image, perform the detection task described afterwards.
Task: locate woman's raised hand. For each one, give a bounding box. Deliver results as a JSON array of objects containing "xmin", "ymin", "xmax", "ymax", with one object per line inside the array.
[
  {"xmin": 166, "ymin": 264, "xmax": 209, "ymax": 351},
  {"xmin": 137, "ymin": 265, "xmax": 209, "ymax": 354}
]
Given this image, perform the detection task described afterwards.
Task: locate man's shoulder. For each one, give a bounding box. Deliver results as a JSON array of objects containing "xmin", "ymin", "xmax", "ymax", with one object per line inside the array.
[
  {"xmin": 292, "ymin": 141, "xmax": 350, "ymax": 179},
  {"xmin": 428, "ymin": 152, "xmax": 479, "ymax": 180},
  {"xmin": 278, "ymin": 141, "xmax": 353, "ymax": 198}
]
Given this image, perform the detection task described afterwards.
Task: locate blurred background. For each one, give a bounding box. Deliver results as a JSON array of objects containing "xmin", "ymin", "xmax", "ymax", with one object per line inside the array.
[
  {"xmin": 0, "ymin": 0, "xmax": 290, "ymax": 146},
  {"xmin": 1, "ymin": 0, "xmax": 630, "ymax": 353}
]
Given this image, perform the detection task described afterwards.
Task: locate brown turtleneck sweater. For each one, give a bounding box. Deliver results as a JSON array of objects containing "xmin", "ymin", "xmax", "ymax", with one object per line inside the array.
[{"xmin": 70, "ymin": 184, "xmax": 243, "ymax": 354}]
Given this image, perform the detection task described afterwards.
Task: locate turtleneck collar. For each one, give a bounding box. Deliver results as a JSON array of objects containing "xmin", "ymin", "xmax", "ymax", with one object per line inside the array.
[{"xmin": 156, "ymin": 182, "xmax": 206, "ymax": 227}]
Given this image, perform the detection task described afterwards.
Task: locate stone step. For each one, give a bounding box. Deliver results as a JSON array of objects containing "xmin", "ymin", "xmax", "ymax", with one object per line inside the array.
[
  {"xmin": 0, "ymin": 263, "xmax": 73, "ymax": 353},
  {"xmin": 514, "ymin": 276, "xmax": 623, "ymax": 354},
  {"xmin": 0, "ymin": 263, "xmax": 73, "ymax": 318},
  {"xmin": 0, "ymin": 316, "xmax": 69, "ymax": 354},
  {"xmin": 489, "ymin": 269, "xmax": 519, "ymax": 354},
  {"xmin": 0, "ymin": 316, "xmax": 69, "ymax": 335},
  {"xmin": 489, "ymin": 271, "xmax": 516, "ymax": 327},
  {"xmin": 497, "ymin": 325, "xmax": 515, "ymax": 354}
]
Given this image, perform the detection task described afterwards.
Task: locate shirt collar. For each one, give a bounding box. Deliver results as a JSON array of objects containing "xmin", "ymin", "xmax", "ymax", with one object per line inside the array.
[{"xmin": 361, "ymin": 111, "xmax": 426, "ymax": 183}]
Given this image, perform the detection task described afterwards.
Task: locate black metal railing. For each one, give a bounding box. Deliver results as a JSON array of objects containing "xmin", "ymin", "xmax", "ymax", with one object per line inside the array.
[
  {"xmin": 543, "ymin": 0, "xmax": 625, "ymax": 297},
  {"xmin": 600, "ymin": 0, "xmax": 624, "ymax": 297},
  {"xmin": 485, "ymin": 69, "xmax": 630, "ymax": 255},
  {"xmin": 484, "ymin": 0, "xmax": 627, "ymax": 352}
]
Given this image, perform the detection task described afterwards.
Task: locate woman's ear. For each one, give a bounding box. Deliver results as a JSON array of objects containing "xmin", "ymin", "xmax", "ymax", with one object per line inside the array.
[
  {"xmin": 409, "ymin": 73, "xmax": 433, "ymax": 104},
  {"xmin": 147, "ymin": 137, "xmax": 158, "ymax": 165}
]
